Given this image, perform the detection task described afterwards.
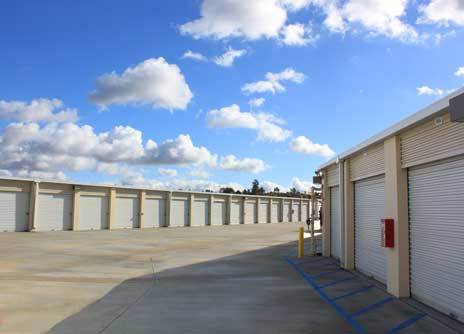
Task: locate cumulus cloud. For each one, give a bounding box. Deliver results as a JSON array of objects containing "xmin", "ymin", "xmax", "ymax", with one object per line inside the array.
[
  {"xmin": 280, "ymin": 23, "xmax": 319, "ymax": 46},
  {"xmin": 290, "ymin": 135, "xmax": 335, "ymax": 157},
  {"xmin": 179, "ymin": 0, "xmax": 287, "ymax": 40},
  {"xmin": 213, "ymin": 47, "xmax": 247, "ymax": 67},
  {"xmin": 455, "ymin": 66, "xmax": 464, "ymax": 77},
  {"xmin": 158, "ymin": 168, "xmax": 178, "ymax": 177},
  {"xmin": 260, "ymin": 177, "xmax": 314, "ymax": 193},
  {"xmin": 418, "ymin": 0, "xmax": 464, "ymax": 26},
  {"xmin": 416, "ymin": 85, "xmax": 447, "ymax": 96},
  {"xmin": 219, "ymin": 155, "xmax": 268, "ymax": 173},
  {"xmin": 249, "ymin": 98, "xmax": 266, "ymax": 108},
  {"xmin": 0, "ymin": 98, "xmax": 77, "ymax": 123},
  {"xmin": 183, "ymin": 50, "xmax": 208, "ymax": 62},
  {"xmin": 242, "ymin": 68, "xmax": 306, "ymax": 95},
  {"xmin": 89, "ymin": 58, "xmax": 193, "ymax": 110},
  {"xmin": 206, "ymin": 104, "xmax": 292, "ymax": 142},
  {"xmin": 188, "ymin": 169, "xmax": 210, "ymax": 178}
]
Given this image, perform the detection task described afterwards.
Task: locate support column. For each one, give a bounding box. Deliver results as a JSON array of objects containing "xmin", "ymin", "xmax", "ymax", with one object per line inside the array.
[
  {"xmin": 189, "ymin": 193, "xmax": 194, "ymax": 227},
  {"xmin": 72, "ymin": 186, "xmax": 80, "ymax": 231},
  {"xmin": 208, "ymin": 194, "xmax": 214, "ymax": 226},
  {"xmin": 322, "ymin": 172, "xmax": 331, "ymax": 256},
  {"xmin": 385, "ymin": 136, "xmax": 410, "ymax": 298},
  {"xmin": 108, "ymin": 188, "xmax": 116, "ymax": 230},
  {"xmin": 255, "ymin": 197, "xmax": 260, "ymax": 224},
  {"xmin": 280, "ymin": 198, "xmax": 284, "ymax": 222},
  {"xmin": 227, "ymin": 195, "xmax": 232, "ymax": 225},
  {"xmin": 267, "ymin": 198, "xmax": 272, "ymax": 223},
  {"xmin": 339, "ymin": 161, "xmax": 346, "ymax": 265},
  {"xmin": 299, "ymin": 199, "xmax": 303, "ymax": 222},
  {"xmin": 343, "ymin": 161, "xmax": 355, "ymax": 270},
  {"xmin": 139, "ymin": 190, "xmax": 146, "ymax": 229},
  {"xmin": 165, "ymin": 191, "xmax": 172, "ymax": 227},
  {"xmin": 28, "ymin": 181, "xmax": 39, "ymax": 231},
  {"xmin": 289, "ymin": 199, "xmax": 293, "ymax": 222},
  {"xmin": 242, "ymin": 197, "xmax": 246, "ymax": 224}
]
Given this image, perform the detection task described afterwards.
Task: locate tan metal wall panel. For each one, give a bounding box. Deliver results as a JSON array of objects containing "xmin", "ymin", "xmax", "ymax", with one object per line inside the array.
[
  {"xmin": 401, "ymin": 112, "xmax": 464, "ymax": 168},
  {"xmin": 39, "ymin": 183, "xmax": 73, "ymax": 194},
  {"xmin": 327, "ymin": 165, "xmax": 339, "ymax": 187},
  {"xmin": 350, "ymin": 143, "xmax": 385, "ymax": 181},
  {"xmin": 0, "ymin": 180, "xmax": 31, "ymax": 193}
]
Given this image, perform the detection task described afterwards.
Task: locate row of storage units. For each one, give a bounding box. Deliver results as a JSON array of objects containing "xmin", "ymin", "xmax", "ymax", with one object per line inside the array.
[
  {"xmin": 320, "ymin": 90, "xmax": 464, "ymax": 323},
  {"xmin": 0, "ymin": 180, "xmax": 311, "ymax": 232}
]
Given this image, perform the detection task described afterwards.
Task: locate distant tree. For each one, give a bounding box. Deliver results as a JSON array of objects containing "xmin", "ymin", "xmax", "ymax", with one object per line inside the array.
[
  {"xmin": 273, "ymin": 187, "xmax": 280, "ymax": 193},
  {"xmin": 235, "ymin": 190, "xmax": 242, "ymax": 194},
  {"xmin": 220, "ymin": 187, "xmax": 235, "ymax": 194},
  {"xmin": 251, "ymin": 179, "xmax": 260, "ymax": 195}
]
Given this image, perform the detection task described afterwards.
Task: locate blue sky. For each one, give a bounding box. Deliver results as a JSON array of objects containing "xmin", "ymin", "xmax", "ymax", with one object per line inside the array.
[{"xmin": 0, "ymin": 0, "xmax": 463, "ymax": 192}]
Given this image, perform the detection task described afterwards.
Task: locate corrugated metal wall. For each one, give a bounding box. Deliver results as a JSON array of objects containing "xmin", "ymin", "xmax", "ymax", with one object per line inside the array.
[
  {"xmin": 327, "ymin": 164, "xmax": 339, "ymax": 187},
  {"xmin": 349, "ymin": 143, "xmax": 385, "ymax": 181}
]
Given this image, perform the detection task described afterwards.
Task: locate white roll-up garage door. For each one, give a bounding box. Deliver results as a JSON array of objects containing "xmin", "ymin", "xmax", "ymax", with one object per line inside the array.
[
  {"xmin": 259, "ymin": 200, "xmax": 269, "ymax": 223},
  {"xmin": 230, "ymin": 200, "xmax": 242, "ymax": 225},
  {"xmin": 301, "ymin": 202, "xmax": 308, "ymax": 223},
  {"xmin": 409, "ymin": 157, "xmax": 464, "ymax": 322},
  {"xmin": 330, "ymin": 186, "xmax": 341, "ymax": 260},
  {"xmin": 354, "ymin": 175, "xmax": 387, "ymax": 283},
  {"xmin": 283, "ymin": 201, "xmax": 291, "ymax": 222},
  {"xmin": 271, "ymin": 201, "xmax": 280, "ymax": 223},
  {"xmin": 171, "ymin": 199, "xmax": 188, "ymax": 227},
  {"xmin": 0, "ymin": 192, "xmax": 29, "ymax": 232},
  {"xmin": 245, "ymin": 200, "xmax": 256, "ymax": 224},
  {"xmin": 36, "ymin": 193, "xmax": 72, "ymax": 231},
  {"xmin": 79, "ymin": 195, "xmax": 108, "ymax": 230},
  {"xmin": 212, "ymin": 199, "xmax": 226, "ymax": 226},
  {"xmin": 193, "ymin": 198, "xmax": 208, "ymax": 227},
  {"xmin": 292, "ymin": 202, "xmax": 299, "ymax": 222},
  {"xmin": 144, "ymin": 198, "xmax": 165, "ymax": 228},
  {"xmin": 115, "ymin": 196, "xmax": 139, "ymax": 229}
]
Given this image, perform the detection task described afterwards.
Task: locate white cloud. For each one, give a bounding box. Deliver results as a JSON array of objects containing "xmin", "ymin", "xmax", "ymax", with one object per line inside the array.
[
  {"xmin": 0, "ymin": 98, "xmax": 77, "ymax": 123},
  {"xmin": 418, "ymin": 0, "xmax": 464, "ymax": 26},
  {"xmin": 280, "ymin": 23, "xmax": 319, "ymax": 46},
  {"xmin": 280, "ymin": 0, "xmax": 312, "ymax": 11},
  {"xmin": 183, "ymin": 50, "xmax": 208, "ymax": 62},
  {"xmin": 242, "ymin": 68, "xmax": 306, "ymax": 94},
  {"xmin": 206, "ymin": 104, "xmax": 292, "ymax": 142},
  {"xmin": 455, "ymin": 66, "xmax": 464, "ymax": 77},
  {"xmin": 290, "ymin": 135, "xmax": 335, "ymax": 157},
  {"xmin": 213, "ymin": 47, "xmax": 247, "ymax": 67},
  {"xmin": 260, "ymin": 177, "xmax": 313, "ymax": 193},
  {"xmin": 249, "ymin": 98, "xmax": 266, "ymax": 108},
  {"xmin": 89, "ymin": 57, "xmax": 193, "ymax": 110},
  {"xmin": 179, "ymin": 0, "xmax": 287, "ymax": 40},
  {"xmin": 291, "ymin": 177, "xmax": 313, "ymax": 193},
  {"xmin": 219, "ymin": 155, "xmax": 268, "ymax": 173},
  {"xmin": 158, "ymin": 168, "xmax": 178, "ymax": 177},
  {"xmin": 188, "ymin": 169, "xmax": 210, "ymax": 179},
  {"xmin": 416, "ymin": 85, "xmax": 445, "ymax": 96}
]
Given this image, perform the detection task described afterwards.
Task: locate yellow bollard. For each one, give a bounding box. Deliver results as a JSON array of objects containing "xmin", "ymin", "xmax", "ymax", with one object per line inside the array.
[{"xmin": 298, "ymin": 226, "xmax": 304, "ymax": 258}]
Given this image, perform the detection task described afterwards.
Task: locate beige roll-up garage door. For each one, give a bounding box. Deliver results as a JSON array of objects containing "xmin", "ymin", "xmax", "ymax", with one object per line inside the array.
[
  {"xmin": 144, "ymin": 198, "xmax": 165, "ymax": 228},
  {"xmin": 193, "ymin": 197, "xmax": 208, "ymax": 227},
  {"xmin": 79, "ymin": 195, "xmax": 108, "ymax": 230},
  {"xmin": 230, "ymin": 199, "xmax": 242, "ymax": 225},
  {"xmin": 170, "ymin": 198, "xmax": 188, "ymax": 227},
  {"xmin": 212, "ymin": 198, "xmax": 226, "ymax": 226},
  {"xmin": 36, "ymin": 193, "xmax": 72, "ymax": 231},
  {"xmin": 271, "ymin": 201, "xmax": 280, "ymax": 223},
  {"xmin": 354, "ymin": 175, "xmax": 387, "ymax": 283},
  {"xmin": 259, "ymin": 200, "xmax": 269, "ymax": 223},
  {"xmin": 292, "ymin": 202, "xmax": 299, "ymax": 222},
  {"xmin": 330, "ymin": 186, "xmax": 341, "ymax": 260},
  {"xmin": 283, "ymin": 200, "xmax": 291, "ymax": 222},
  {"xmin": 245, "ymin": 200, "xmax": 256, "ymax": 224},
  {"xmin": 301, "ymin": 202, "xmax": 308, "ymax": 223},
  {"xmin": 115, "ymin": 196, "xmax": 139, "ymax": 229},
  {"xmin": 409, "ymin": 156, "xmax": 464, "ymax": 322},
  {"xmin": 0, "ymin": 192, "xmax": 29, "ymax": 232}
]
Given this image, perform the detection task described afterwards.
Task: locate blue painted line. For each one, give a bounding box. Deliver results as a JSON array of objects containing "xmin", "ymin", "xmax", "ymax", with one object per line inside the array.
[
  {"xmin": 330, "ymin": 286, "xmax": 374, "ymax": 302},
  {"xmin": 386, "ymin": 314, "xmax": 426, "ymax": 334},
  {"xmin": 293, "ymin": 257, "xmax": 333, "ymax": 265},
  {"xmin": 351, "ymin": 297, "xmax": 395, "ymax": 318},
  {"xmin": 312, "ymin": 269, "xmax": 344, "ymax": 279},
  {"xmin": 319, "ymin": 276, "xmax": 355, "ymax": 288},
  {"xmin": 286, "ymin": 258, "xmax": 367, "ymax": 334}
]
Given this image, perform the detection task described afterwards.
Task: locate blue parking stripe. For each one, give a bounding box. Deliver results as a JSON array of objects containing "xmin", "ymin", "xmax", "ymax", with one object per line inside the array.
[
  {"xmin": 386, "ymin": 314, "xmax": 426, "ymax": 334},
  {"xmin": 319, "ymin": 276, "xmax": 355, "ymax": 288},
  {"xmin": 330, "ymin": 285, "xmax": 374, "ymax": 302},
  {"xmin": 312, "ymin": 269, "xmax": 344, "ymax": 279},
  {"xmin": 351, "ymin": 297, "xmax": 395, "ymax": 318}
]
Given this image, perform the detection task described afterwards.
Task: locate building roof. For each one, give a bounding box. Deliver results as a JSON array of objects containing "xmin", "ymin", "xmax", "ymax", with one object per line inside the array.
[{"xmin": 317, "ymin": 87, "xmax": 464, "ymax": 171}]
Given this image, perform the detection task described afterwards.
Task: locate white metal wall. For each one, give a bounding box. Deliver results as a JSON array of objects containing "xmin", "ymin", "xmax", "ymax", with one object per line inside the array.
[
  {"xmin": 259, "ymin": 200, "xmax": 269, "ymax": 223},
  {"xmin": 230, "ymin": 200, "xmax": 242, "ymax": 225},
  {"xmin": 114, "ymin": 196, "xmax": 139, "ymax": 229},
  {"xmin": 408, "ymin": 156, "xmax": 464, "ymax": 322},
  {"xmin": 36, "ymin": 193, "xmax": 72, "ymax": 231},
  {"xmin": 0, "ymin": 192, "xmax": 29, "ymax": 232},
  {"xmin": 193, "ymin": 198, "xmax": 208, "ymax": 227},
  {"xmin": 171, "ymin": 198, "xmax": 188, "ymax": 227},
  {"xmin": 330, "ymin": 186, "xmax": 341, "ymax": 260},
  {"xmin": 245, "ymin": 200, "xmax": 256, "ymax": 224},
  {"xmin": 79, "ymin": 195, "xmax": 108, "ymax": 230},
  {"xmin": 212, "ymin": 198, "xmax": 226, "ymax": 226},
  {"xmin": 144, "ymin": 198, "xmax": 165, "ymax": 228},
  {"xmin": 354, "ymin": 175, "xmax": 387, "ymax": 283}
]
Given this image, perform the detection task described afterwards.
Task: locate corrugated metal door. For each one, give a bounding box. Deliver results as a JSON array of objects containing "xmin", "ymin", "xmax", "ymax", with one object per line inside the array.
[
  {"xmin": 301, "ymin": 202, "xmax": 308, "ymax": 223},
  {"xmin": 115, "ymin": 196, "xmax": 139, "ymax": 229},
  {"xmin": 292, "ymin": 202, "xmax": 299, "ymax": 222},
  {"xmin": 171, "ymin": 199, "xmax": 188, "ymax": 227},
  {"xmin": 354, "ymin": 175, "xmax": 387, "ymax": 283},
  {"xmin": 409, "ymin": 157, "xmax": 464, "ymax": 322},
  {"xmin": 212, "ymin": 199, "xmax": 226, "ymax": 226},
  {"xmin": 330, "ymin": 186, "xmax": 341, "ymax": 260},
  {"xmin": 0, "ymin": 192, "xmax": 29, "ymax": 232},
  {"xmin": 259, "ymin": 201, "xmax": 269, "ymax": 223},
  {"xmin": 78, "ymin": 195, "xmax": 108, "ymax": 230},
  {"xmin": 245, "ymin": 200, "xmax": 256, "ymax": 224},
  {"xmin": 36, "ymin": 193, "xmax": 72, "ymax": 231},
  {"xmin": 230, "ymin": 200, "xmax": 242, "ymax": 225},
  {"xmin": 283, "ymin": 201, "xmax": 291, "ymax": 222},
  {"xmin": 271, "ymin": 201, "xmax": 280, "ymax": 223},
  {"xmin": 144, "ymin": 198, "xmax": 165, "ymax": 228},
  {"xmin": 193, "ymin": 198, "xmax": 208, "ymax": 226}
]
